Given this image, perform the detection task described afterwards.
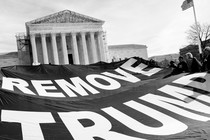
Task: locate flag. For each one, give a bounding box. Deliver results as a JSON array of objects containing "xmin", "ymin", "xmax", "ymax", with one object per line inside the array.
[{"xmin": 181, "ymin": 0, "xmax": 193, "ymax": 11}]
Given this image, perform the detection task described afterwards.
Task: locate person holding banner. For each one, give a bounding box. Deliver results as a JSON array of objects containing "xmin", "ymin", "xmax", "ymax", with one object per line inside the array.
[
  {"xmin": 202, "ymin": 46, "xmax": 210, "ymax": 71},
  {"xmin": 176, "ymin": 56, "xmax": 189, "ymax": 73},
  {"xmin": 185, "ymin": 52, "xmax": 202, "ymax": 73},
  {"xmin": 169, "ymin": 56, "xmax": 188, "ymax": 76}
]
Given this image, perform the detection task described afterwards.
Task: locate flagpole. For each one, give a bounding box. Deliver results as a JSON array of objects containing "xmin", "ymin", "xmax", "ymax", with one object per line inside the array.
[{"xmin": 192, "ymin": 0, "xmax": 202, "ymax": 54}]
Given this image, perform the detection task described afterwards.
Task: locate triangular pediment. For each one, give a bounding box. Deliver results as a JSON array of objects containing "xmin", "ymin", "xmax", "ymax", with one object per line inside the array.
[{"xmin": 27, "ymin": 10, "xmax": 104, "ymax": 24}]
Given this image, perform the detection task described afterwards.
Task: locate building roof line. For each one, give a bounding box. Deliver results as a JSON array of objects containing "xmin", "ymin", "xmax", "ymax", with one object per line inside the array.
[{"xmin": 26, "ymin": 9, "xmax": 104, "ymax": 25}]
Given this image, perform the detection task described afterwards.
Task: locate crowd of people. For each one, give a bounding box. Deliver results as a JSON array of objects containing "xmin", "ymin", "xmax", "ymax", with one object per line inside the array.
[{"xmin": 169, "ymin": 46, "xmax": 210, "ymax": 75}]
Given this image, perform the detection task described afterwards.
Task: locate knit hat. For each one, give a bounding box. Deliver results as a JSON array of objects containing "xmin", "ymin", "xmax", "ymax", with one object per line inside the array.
[{"xmin": 204, "ymin": 46, "xmax": 210, "ymax": 52}]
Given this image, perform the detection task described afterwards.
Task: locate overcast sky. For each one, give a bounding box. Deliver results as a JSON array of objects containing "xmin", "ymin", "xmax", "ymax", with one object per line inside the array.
[{"xmin": 0, "ymin": 0, "xmax": 210, "ymax": 57}]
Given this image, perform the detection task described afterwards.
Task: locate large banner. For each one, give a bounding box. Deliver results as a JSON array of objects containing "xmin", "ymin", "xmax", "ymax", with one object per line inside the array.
[{"xmin": 0, "ymin": 57, "xmax": 210, "ymax": 140}]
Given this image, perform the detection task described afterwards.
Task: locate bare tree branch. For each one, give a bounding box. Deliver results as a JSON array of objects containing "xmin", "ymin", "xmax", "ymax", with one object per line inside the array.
[{"xmin": 186, "ymin": 23, "xmax": 210, "ymax": 49}]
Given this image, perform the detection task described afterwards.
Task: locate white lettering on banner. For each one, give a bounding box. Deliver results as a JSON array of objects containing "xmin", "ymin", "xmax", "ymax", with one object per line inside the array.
[
  {"xmin": 3, "ymin": 59, "xmax": 210, "ymax": 139},
  {"xmin": 59, "ymin": 111, "xmax": 145, "ymax": 140},
  {"xmin": 140, "ymin": 93, "xmax": 210, "ymax": 121},
  {"xmin": 158, "ymin": 85, "xmax": 210, "ymax": 114},
  {"xmin": 55, "ymin": 77, "xmax": 99, "ymax": 97},
  {"xmin": 102, "ymin": 68, "xmax": 140, "ymax": 83},
  {"xmin": 86, "ymin": 74, "xmax": 121, "ymax": 90},
  {"xmin": 0, "ymin": 58, "xmax": 161, "ymax": 98},
  {"xmin": 1, "ymin": 110, "xmax": 55, "ymax": 140},
  {"xmin": 173, "ymin": 72, "xmax": 210, "ymax": 92},
  {"xmin": 120, "ymin": 58, "xmax": 162, "ymax": 76},
  {"xmin": 2, "ymin": 110, "xmax": 146, "ymax": 140},
  {"xmin": 1, "ymin": 69, "xmax": 140, "ymax": 98},
  {"xmin": 1, "ymin": 77, "xmax": 35, "ymax": 95},
  {"xmin": 31, "ymin": 80, "xmax": 65, "ymax": 97},
  {"xmin": 102, "ymin": 104, "xmax": 187, "ymax": 135}
]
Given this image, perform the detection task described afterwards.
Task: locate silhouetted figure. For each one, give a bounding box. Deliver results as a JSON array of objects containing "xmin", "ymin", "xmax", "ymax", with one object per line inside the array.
[
  {"xmin": 176, "ymin": 56, "xmax": 188, "ymax": 73},
  {"xmin": 202, "ymin": 46, "xmax": 210, "ymax": 71},
  {"xmin": 148, "ymin": 59, "xmax": 159, "ymax": 67},
  {"xmin": 169, "ymin": 61, "xmax": 177, "ymax": 69},
  {"xmin": 185, "ymin": 52, "xmax": 202, "ymax": 73},
  {"xmin": 169, "ymin": 56, "xmax": 188, "ymax": 75}
]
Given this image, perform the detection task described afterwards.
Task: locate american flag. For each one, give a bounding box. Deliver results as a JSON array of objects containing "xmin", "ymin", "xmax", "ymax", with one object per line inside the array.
[{"xmin": 181, "ymin": 0, "xmax": 193, "ymax": 11}]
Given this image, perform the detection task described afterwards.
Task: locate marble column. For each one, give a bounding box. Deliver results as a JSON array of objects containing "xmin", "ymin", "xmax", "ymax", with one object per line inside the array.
[
  {"xmin": 30, "ymin": 33, "xmax": 39, "ymax": 65},
  {"xmin": 97, "ymin": 31, "xmax": 105, "ymax": 61},
  {"xmin": 90, "ymin": 32, "xmax": 98, "ymax": 63},
  {"xmin": 61, "ymin": 33, "xmax": 69, "ymax": 64},
  {"xmin": 81, "ymin": 32, "xmax": 89, "ymax": 64},
  {"xmin": 51, "ymin": 33, "xmax": 59, "ymax": 65},
  {"xmin": 71, "ymin": 33, "xmax": 80, "ymax": 64},
  {"xmin": 40, "ymin": 33, "xmax": 49, "ymax": 64}
]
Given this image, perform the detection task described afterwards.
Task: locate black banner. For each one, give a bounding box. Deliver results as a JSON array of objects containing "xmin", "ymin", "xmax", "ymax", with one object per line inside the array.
[{"xmin": 0, "ymin": 57, "xmax": 210, "ymax": 140}]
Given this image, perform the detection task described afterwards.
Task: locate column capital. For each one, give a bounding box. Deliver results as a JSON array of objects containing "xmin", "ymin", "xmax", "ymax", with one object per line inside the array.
[
  {"xmin": 80, "ymin": 32, "xmax": 86, "ymax": 35},
  {"xmin": 40, "ymin": 33, "xmax": 46, "ymax": 37},
  {"xmin": 89, "ymin": 32, "xmax": 95, "ymax": 35},
  {"xmin": 30, "ymin": 33, "xmax": 36, "ymax": 37},
  {"xmin": 50, "ymin": 32, "xmax": 56, "ymax": 36},
  {"xmin": 60, "ymin": 32, "xmax": 66, "ymax": 36},
  {"xmin": 71, "ymin": 32, "xmax": 77, "ymax": 36}
]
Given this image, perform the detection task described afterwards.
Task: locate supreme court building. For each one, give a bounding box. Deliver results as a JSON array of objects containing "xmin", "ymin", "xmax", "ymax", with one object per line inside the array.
[{"xmin": 16, "ymin": 10, "xmax": 109, "ymax": 65}]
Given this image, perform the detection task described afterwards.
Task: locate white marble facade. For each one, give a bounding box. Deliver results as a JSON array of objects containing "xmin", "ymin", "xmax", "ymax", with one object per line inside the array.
[
  {"xmin": 109, "ymin": 44, "xmax": 148, "ymax": 62},
  {"xmin": 26, "ymin": 10, "xmax": 108, "ymax": 65}
]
